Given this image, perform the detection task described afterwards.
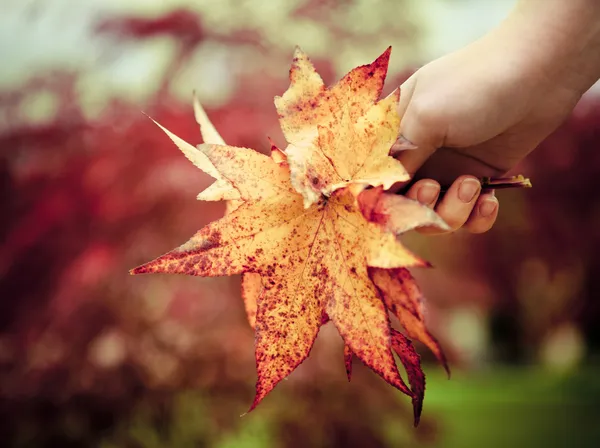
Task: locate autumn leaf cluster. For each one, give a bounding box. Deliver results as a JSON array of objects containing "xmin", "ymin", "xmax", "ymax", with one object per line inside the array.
[{"xmin": 132, "ymin": 47, "xmax": 449, "ymax": 426}]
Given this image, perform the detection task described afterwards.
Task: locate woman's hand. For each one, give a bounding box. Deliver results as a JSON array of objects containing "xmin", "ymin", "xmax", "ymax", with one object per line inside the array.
[{"xmin": 395, "ymin": 0, "xmax": 600, "ymax": 234}]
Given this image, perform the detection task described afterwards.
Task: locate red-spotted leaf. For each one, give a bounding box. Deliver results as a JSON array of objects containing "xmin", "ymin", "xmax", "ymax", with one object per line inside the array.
[
  {"xmin": 391, "ymin": 329, "xmax": 425, "ymax": 427},
  {"xmin": 132, "ymin": 143, "xmax": 422, "ymax": 408},
  {"xmin": 343, "ymin": 331, "xmax": 425, "ymax": 426},
  {"xmin": 358, "ymin": 186, "xmax": 450, "ymax": 235},
  {"xmin": 132, "ymin": 47, "xmax": 450, "ymax": 424},
  {"xmin": 275, "ymin": 47, "xmax": 409, "ymax": 207},
  {"xmin": 371, "ymin": 268, "xmax": 450, "ymax": 376}
]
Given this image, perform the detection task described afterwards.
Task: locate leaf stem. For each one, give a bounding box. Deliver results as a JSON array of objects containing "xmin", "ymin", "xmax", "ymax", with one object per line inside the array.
[{"xmin": 440, "ymin": 174, "xmax": 532, "ymax": 193}]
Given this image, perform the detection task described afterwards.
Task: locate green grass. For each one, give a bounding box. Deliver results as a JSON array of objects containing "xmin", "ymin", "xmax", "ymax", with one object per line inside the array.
[
  {"xmin": 412, "ymin": 366, "xmax": 600, "ymax": 448},
  {"xmin": 99, "ymin": 366, "xmax": 600, "ymax": 448}
]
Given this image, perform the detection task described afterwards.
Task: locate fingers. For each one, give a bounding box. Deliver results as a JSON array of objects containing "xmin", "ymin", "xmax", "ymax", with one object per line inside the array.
[
  {"xmin": 406, "ymin": 176, "xmax": 498, "ymax": 234},
  {"xmin": 464, "ymin": 193, "xmax": 499, "ymax": 234},
  {"xmin": 405, "ymin": 179, "xmax": 440, "ymax": 207}
]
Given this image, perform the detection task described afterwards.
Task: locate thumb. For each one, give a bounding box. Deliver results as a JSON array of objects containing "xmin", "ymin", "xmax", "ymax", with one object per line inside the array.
[{"xmin": 395, "ymin": 74, "xmax": 444, "ymax": 177}]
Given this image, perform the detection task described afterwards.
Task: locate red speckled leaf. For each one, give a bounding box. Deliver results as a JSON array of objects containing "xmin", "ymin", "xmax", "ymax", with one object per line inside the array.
[
  {"xmin": 275, "ymin": 47, "xmax": 408, "ymax": 207},
  {"xmin": 132, "ymin": 48, "xmax": 447, "ymax": 423},
  {"xmin": 358, "ymin": 186, "xmax": 449, "ymax": 234},
  {"xmin": 342, "ymin": 328, "xmax": 426, "ymax": 426},
  {"xmin": 276, "ymin": 47, "xmax": 389, "ymax": 145},
  {"xmin": 391, "ymin": 329, "xmax": 425, "ymax": 427},
  {"xmin": 238, "ymin": 140, "xmax": 288, "ymax": 326},
  {"xmin": 371, "ymin": 268, "xmax": 450, "ymax": 376},
  {"xmin": 132, "ymin": 144, "xmax": 421, "ymax": 408}
]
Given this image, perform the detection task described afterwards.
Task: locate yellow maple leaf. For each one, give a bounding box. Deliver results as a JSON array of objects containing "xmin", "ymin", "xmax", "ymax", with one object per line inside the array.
[
  {"xmin": 132, "ymin": 48, "xmax": 449, "ymax": 425},
  {"xmin": 275, "ymin": 47, "xmax": 409, "ymax": 208}
]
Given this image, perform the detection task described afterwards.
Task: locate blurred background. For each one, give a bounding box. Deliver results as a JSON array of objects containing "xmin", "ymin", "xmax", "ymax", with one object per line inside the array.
[{"xmin": 1, "ymin": 0, "xmax": 600, "ymax": 446}]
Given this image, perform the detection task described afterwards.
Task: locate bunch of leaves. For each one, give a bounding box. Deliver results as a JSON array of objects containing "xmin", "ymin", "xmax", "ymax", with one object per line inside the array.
[
  {"xmin": 1, "ymin": 7, "xmax": 432, "ymax": 443},
  {"xmin": 132, "ymin": 47, "xmax": 451, "ymax": 425}
]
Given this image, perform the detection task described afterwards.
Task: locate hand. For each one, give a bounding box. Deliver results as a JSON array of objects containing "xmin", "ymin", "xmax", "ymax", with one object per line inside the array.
[
  {"xmin": 395, "ymin": 41, "xmax": 578, "ymax": 234},
  {"xmin": 394, "ymin": 0, "xmax": 600, "ymax": 234},
  {"xmin": 402, "ymin": 176, "xmax": 497, "ymax": 235}
]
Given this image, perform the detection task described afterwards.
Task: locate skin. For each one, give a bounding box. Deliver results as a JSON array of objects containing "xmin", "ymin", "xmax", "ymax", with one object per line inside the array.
[{"xmin": 396, "ymin": 0, "xmax": 600, "ymax": 234}]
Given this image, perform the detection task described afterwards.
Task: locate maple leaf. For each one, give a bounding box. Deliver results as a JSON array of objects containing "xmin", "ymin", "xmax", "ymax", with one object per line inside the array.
[
  {"xmin": 357, "ymin": 186, "xmax": 450, "ymax": 375},
  {"xmin": 345, "ymin": 327, "xmax": 426, "ymax": 425},
  {"xmin": 147, "ymin": 94, "xmax": 239, "ymax": 205},
  {"xmin": 275, "ymin": 46, "xmax": 410, "ymax": 208},
  {"xmin": 391, "ymin": 329, "xmax": 426, "ymax": 426},
  {"xmin": 131, "ymin": 48, "xmax": 449, "ymax": 425},
  {"xmin": 370, "ymin": 267, "xmax": 450, "ymax": 377}
]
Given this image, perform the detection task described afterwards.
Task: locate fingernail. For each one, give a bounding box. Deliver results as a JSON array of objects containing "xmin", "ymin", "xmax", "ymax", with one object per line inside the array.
[
  {"xmin": 390, "ymin": 135, "xmax": 418, "ymax": 156},
  {"xmin": 417, "ymin": 182, "xmax": 440, "ymax": 205},
  {"xmin": 396, "ymin": 135, "xmax": 418, "ymax": 150},
  {"xmin": 458, "ymin": 178, "xmax": 480, "ymax": 203},
  {"xmin": 479, "ymin": 197, "xmax": 498, "ymax": 217}
]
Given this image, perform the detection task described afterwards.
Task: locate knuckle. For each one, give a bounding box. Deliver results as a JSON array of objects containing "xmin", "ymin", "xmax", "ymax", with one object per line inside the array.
[
  {"xmin": 409, "ymin": 99, "xmax": 441, "ymax": 127},
  {"xmin": 405, "ymin": 99, "xmax": 448, "ymax": 148}
]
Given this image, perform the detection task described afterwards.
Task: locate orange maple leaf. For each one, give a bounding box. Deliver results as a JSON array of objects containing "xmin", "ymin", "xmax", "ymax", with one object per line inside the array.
[
  {"xmin": 131, "ymin": 48, "xmax": 449, "ymax": 425},
  {"xmin": 276, "ymin": 47, "xmax": 410, "ymax": 208}
]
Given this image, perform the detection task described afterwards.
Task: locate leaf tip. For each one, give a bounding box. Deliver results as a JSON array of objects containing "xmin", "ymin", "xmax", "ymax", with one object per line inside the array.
[
  {"xmin": 375, "ymin": 46, "xmax": 392, "ymax": 67},
  {"xmin": 129, "ymin": 265, "xmax": 148, "ymax": 275},
  {"xmin": 413, "ymin": 400, "xmax": 422, "ymax": 427},
  {"xmin": 443, "ymin": 361, "xmax": 451, "ymax": 379},
  {"xmin": 293, "ymin": 45, "xmax": 305, "ymax": 57},
  {"xmin": 343, "ymin": 345, "xmax": 353, "ymax": 382},
  {"xmin": 247, "ymin": 391, "xmax": 265, "ymax": 415},
  {"xmin": 267, "ymin": 137, "xmax": 286, "ymax": 163}
]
